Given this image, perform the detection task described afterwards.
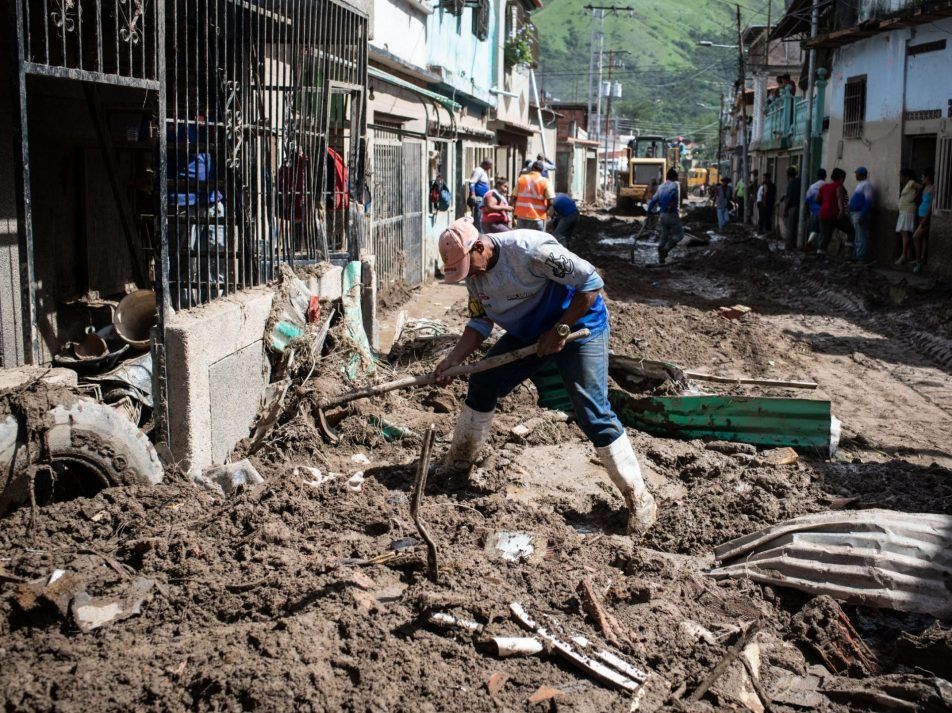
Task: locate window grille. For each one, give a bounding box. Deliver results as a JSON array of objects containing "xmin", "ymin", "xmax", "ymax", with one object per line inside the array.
[
  {"xmin": 843, "ymin": 76, "xmax": 866, "ymax": 140},
  {"xmin": 472, "ymin": 0, "xmax": 491, "ymax": 41},
  {"xmin": 441, "ymin": 0, "xmax": 465, "ymax": 16},
  {"xmin": 165, "ymin": 0, "xmax": 368, "ymax": 310}
]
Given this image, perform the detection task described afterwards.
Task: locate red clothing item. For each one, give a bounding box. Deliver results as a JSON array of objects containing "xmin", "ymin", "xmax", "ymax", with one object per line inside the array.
[{"xmin": 818, "ymin": 180, "xmax": 847, "ymax": 220}]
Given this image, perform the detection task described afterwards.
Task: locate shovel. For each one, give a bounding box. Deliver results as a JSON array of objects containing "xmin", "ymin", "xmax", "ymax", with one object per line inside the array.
[
  {"xmin": 631, "ymin": 213, "xmax": 657, "ymax": 262},
  {"xmin": 314, "ymin": 328, "xmax": 590, "ymax": 441}
]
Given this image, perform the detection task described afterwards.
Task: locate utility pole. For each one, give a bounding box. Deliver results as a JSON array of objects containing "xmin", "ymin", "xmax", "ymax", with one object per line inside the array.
[
  {"xmin": 586, "ymin": 9, "xmax": 597, "ymax": 133},
  {"xmin": 583, "ymin": 5, "xmax": 633, "ymax": 138},
  {"xmin": 602, "ymin": 50, "xmax": 628, "ymax": 193},
  {"xmin": 796, "ymin": 0, "xmax": 819, "ymax": 249},
  {"xmin": 716, "ymin": 92, "xmax": 724, "ymax": 178},
  {"xmin": 736, "ymin": 4, "xmax": 750, "ymax": 225}
]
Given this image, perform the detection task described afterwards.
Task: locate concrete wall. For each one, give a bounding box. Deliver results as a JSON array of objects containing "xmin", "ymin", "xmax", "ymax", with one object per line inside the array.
[
  {"xmin": 369, "ymin": 83, "xmax": 430, "ymax": 134},
  {"xmin": 496, "ymin": 65, "xmax": 531, "ymax": 127},
  {"xmin": 824, "ymin": 32, "xmax": 907, "ymax": 207},
  {"xmin": 904, "ymin": 25, "xmax": 952, "ymax": 113},
  {"xmin": 427, "ymin": 5, "xmax": 496, "ymax": 105},
  {"xmin": 371, "ymin": 0, "xmax": 429, "ymax": 68},
  {"xmin": 824, "ymin": 22, "xmax": 952, "ymax": 269},
  {"xmin": 166, "ymin": 266, "xmax": 344, "ymax": 475},
  {"xmin": 165, "ymin": 288, "xmax": 273, "ymax": 475}
]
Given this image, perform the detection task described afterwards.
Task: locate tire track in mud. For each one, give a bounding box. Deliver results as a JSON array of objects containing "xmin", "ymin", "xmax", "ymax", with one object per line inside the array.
[
  {"xmin": 787, "ymin": 277, "xmax": 952, "ymax": 420},
  {"xmin": 799, "ymin": 276, "xmax": 952, "ymax": 374}
]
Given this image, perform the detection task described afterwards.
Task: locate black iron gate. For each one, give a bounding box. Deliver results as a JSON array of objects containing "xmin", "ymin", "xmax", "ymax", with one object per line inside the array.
[
  {"xmin": 370, "ymin": 128, "xmax": 424, "ymax": 285},
  {"xmin": 165, "ymin": 0, "xmax": 368, "ymax": 310}
]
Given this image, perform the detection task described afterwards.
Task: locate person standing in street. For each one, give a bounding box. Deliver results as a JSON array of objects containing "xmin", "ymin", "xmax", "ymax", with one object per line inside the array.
[
  {"xmin": 911, "ymin": 168, "xmax": 934, "ymax": 273},
  {"xmin": 848, "ymin": 166, "xmax": 874, "ymax": 263},
  {"xmin": 536, "ymin": 153, "xmax": 556, "ymax": 178},
  {"xmin": 734, "ymin": 173, "xmax": 746, "ymax": 222},
  {"xmin": 712, "ymin": 176, "xmax": 733, "ymax": 231},
  {"xmin": 781, "ymin": 166, "xmax": 801, "ymax": 250},
  {"xmin": 512, "ymin": 160, "xmax": 555, "ymax": 231},
  {"xmin": 804, "ymin": 168, "xmax": 827, "ymax": 248},
  {"xmin": 817, "ymin": 168, "xmax": 853, "ymax": 257},
  {"xmin": 468, "ymin": 158, "xmax": 493, "ymax": 230},
  {"xmin": 748, "ymin": 169, "xmax": 759, "ymax": 226},
  {"xmin": 480, "ymin": 176, "xmax": 514, "ymax": 234},
  {"xmin": 433, "ymin": 217, "xmax": 657, "ymax": 535},
  {"xmin": 895, "ymin": 167, "xmax": 920, "ymax": 266},
  {"xmin": 550, "ymin": 192, "xmax": 580, "ymax": 246},
  {"xmin": 647, "ymin": 168, "xmax": 683, "ymax": 264},
  {"xmin": 757, "ymin": 173, "xmax": 776, "ymax": 235}
]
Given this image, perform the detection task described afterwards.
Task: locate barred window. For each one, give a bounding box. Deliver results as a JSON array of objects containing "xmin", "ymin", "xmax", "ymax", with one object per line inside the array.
[
  {"xmin": 843, "ymin": 76, "xmax": 866, "ymax": 140},
  {"xmin": 472, "ymin": 0, "xmax": 491, "ymax": 41}
]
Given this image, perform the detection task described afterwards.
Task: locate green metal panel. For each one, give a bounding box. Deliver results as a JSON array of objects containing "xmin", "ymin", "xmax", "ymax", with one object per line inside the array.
[
  {"xmin": 532, "ymin": 360, "xmax": 574, "ymax": 412},
  {"xmin": 609, "ymin": 390, "xmax": 835, "ymax": 453}
]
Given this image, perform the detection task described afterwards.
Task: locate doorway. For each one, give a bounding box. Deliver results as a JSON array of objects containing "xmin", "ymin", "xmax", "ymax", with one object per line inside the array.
[{"xmin": 906, "ymin": 135, "xmax": 937, "ymax": 177}]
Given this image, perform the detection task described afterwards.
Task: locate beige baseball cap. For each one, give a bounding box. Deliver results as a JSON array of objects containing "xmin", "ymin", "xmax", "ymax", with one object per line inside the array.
[{"xmin": 439, "ymin": 217, "xmax": 479, "ymax": 283}]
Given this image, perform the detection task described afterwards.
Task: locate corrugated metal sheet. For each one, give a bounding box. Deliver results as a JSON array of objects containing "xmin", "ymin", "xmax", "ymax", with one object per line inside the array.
[{"xmin": 709, "ymin": 509, "xmax": 952, "ymax": 617}]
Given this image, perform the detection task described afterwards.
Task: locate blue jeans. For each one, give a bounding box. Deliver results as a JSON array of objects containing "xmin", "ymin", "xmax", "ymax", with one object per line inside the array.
[
  {"xmin": 465, "ymin": 328, "xmax": 624, "ymax": 448},
  {"xmin": 717, "ymin": 206, "xmax": 729, "ymax": 229},
  {"xmin": 657, "ymin": 212, "xmax": 684, "ymax": 253},
  {"xmin": 552, "ymin": 212, "xmax": 579, "ymax": 245},
  {"xmin": 851, "ymin": 211, "xmax": 869, "ymax": 261},
  {"xmin": 473, "ymin": 197, "xmax": 484, "ymax": 231}
]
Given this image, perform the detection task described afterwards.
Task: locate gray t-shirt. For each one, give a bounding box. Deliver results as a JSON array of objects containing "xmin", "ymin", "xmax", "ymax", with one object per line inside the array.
[{"xmin": 465, "ymin": 230, "xmax": 607, "ymax": 343}]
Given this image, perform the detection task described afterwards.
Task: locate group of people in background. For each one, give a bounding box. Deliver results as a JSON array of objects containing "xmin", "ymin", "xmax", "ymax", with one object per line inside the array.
[
  {"xmin": 465, "ymin": 155, "xmax": 580, "ymax": 245},
  {"xmin": 717, "ymin": 163, "xmax": 934, "ymax": 273}
]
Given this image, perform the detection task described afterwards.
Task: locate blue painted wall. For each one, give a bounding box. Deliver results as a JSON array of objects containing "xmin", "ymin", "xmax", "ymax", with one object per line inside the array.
[{"xmin": 426, "ymin": 4, "xmax": 496, "ymax": 105}]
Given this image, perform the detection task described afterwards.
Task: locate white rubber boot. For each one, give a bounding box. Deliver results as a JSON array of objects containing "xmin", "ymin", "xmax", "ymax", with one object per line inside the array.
[
  {"xmin": 595, "ymin": 433, "xmax": 658, "ymax": 535},
  {"xmin": 438, "ymin": 404, "xmax": 495, "ymax": 476}
]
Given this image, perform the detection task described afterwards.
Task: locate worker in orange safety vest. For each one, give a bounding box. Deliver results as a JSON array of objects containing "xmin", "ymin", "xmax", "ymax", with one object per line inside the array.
[{"xmin": 511, "ymin": 160, "xmax": 555, "ymax": 231}]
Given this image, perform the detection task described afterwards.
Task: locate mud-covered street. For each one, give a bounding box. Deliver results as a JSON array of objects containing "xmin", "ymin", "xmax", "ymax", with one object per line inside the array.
[{"xmin": 1, "ymin": 210, "xmax": 951, "ymax": 711}]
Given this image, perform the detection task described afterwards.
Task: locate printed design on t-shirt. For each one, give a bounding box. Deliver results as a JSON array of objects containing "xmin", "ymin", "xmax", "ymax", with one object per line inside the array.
[
  {"xmin": 506, "ymin": 291, "xmax": 532, "ymax": 301},
  {"xmin": 544, "ymin": 252, "xmax": 574, "ymax": 279},
  {"xmin": 468, "ymin": 295, "xmax": 487, "ymax": 318}
]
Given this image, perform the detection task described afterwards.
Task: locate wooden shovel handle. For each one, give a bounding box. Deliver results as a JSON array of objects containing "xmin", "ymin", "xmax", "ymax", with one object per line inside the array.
[{"xmin": 318, "ymin": 328, "xmax": 591, "ymax": 410}]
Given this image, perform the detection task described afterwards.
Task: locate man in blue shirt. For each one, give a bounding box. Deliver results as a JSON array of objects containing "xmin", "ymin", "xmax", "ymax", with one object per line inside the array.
[
  {"xmin": 432, "ymin": 217, "xmax": 657, "ymax": 534},
  {"xmin": 848, "ymin": 167, "xmax": 874, "ymax": 262},
  {"xmin": 550, "ymin": 192, "xmax": 580, "ymax": 246},
  {"xmin": 804, "ymin": 168, "xmax": 827, "ymax": 247},
  {"xmin": 646, "ymin": 168, "xmax": 683, "ymax": 263}
]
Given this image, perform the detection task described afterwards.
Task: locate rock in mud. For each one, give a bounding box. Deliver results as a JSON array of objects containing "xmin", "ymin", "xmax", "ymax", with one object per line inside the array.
[{"xmin": 193, "ymin": 459, "xmax": 264, "ymax": 496}]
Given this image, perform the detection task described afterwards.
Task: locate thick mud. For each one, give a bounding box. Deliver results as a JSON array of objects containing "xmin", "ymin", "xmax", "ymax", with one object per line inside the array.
[{"xmin": 1, "ymin": 208, "xmax": 950, "ymax": 711}]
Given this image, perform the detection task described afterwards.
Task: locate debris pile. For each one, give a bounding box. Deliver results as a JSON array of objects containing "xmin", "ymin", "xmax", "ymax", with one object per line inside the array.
[{"xmin": 0, "ymin": 209, "xmax": 950, "ymax": 710}]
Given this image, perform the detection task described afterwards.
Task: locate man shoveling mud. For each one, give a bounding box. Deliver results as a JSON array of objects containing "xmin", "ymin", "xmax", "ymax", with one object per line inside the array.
[{"xmin": 432, "ymin": 217, "xmax": 657, "ymax": 534}]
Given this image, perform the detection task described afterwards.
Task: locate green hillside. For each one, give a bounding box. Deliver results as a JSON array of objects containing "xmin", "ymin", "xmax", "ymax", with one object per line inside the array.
[{"xmin": 533, "ymin": 0, "xmax": 767, "ymax": 151}]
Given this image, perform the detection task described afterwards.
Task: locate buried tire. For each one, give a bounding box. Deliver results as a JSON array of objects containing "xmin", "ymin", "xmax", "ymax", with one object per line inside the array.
[{"xmin": 0, "ymin": 397, "xmax": 163, "ymax": 514}]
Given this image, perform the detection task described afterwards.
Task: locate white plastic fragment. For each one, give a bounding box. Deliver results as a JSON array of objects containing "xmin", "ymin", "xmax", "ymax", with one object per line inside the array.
[
  {"xmin": 346, "ymin": 471, "xmax": 365, "ymax": 493},
  {"xmin": 488, "ymin": 531, "xmax": 537, "ymax": 562},
  {"xmin": 295, "ymin": 465, "xmax": 335, "ymax": 488},
  {"xmin": 428, "ymin": 611, "xmax": 483, "ymax": 633},
  {"xmin": 679, "ymin": 619, "xmax": 718, "ymax": 645},
  {"xmin": 48, "ymin": 569, "xmax": 66, "ymax": 585},
  {"xmin": 351, "ymin": 453, "xmax": 371, "ymax": 465},
  {"xmin": 492, "ymin": 636, "xmax": 545, "ymax": 657}
]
